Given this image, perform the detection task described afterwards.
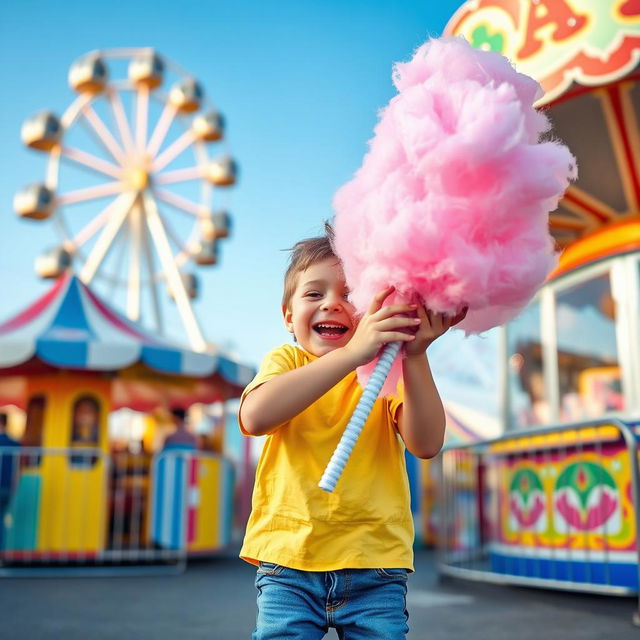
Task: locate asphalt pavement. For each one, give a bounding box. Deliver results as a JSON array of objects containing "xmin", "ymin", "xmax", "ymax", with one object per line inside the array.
[{"xmin": 0, "ymin": 547, "xmax": 637, "ymax": 639}]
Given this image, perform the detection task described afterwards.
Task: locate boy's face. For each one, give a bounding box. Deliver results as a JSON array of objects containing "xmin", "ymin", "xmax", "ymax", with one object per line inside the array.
[{"xmin": 283, "ymin": 258, "xmax": 356, "ymax": 357}]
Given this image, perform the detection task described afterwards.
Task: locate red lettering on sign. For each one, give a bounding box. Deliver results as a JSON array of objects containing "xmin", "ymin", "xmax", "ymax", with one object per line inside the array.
[
  {"xmin": 620, "ymin": 0, "xmax": 640, "ymax": 17},
  {"xmin": 518, "ymin": 0, "xmax": 588, "ymax": 59}
]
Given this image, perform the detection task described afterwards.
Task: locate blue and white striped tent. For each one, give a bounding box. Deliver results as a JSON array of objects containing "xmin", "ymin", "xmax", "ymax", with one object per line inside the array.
[{"xmin": 0, "ymin": 274, "xmax": 254, "ymax": 409}]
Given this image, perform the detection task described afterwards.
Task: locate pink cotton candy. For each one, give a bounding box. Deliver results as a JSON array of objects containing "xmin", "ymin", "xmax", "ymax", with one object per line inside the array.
[{"xmin": 333, "ymin": 37, "xmax": 576, "ymax": 394}]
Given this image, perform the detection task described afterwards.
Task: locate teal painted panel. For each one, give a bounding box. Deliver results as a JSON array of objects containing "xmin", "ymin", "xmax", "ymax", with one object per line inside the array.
[{"xmin": 5, "ymin": 474, "xmax": 41, "ymax": 551}]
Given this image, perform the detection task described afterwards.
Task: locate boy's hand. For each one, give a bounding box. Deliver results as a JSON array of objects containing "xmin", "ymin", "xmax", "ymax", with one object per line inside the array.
[
  {"xmin": 405, "ymin": 305, "xmax": 468, "ymax": 357},
  {"xmin": 343, "ymin": 286, "xmax": 420, "ymax": 368}
]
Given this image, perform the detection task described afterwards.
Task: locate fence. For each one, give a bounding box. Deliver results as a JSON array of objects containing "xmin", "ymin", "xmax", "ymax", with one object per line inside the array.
[
  {"xmin": 0, "ymin": 446, "xmax": 232, "ymax": 576},
  {"xmin": 435, "ymin": 419, "xmax": 640, "ymax": 624}
]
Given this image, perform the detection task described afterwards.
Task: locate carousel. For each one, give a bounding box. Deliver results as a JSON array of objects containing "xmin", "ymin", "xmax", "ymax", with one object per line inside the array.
[
  {"xmin": 0, "ymin": 49, "xmax": 252, "ymax": 566},
  {"xmin": 434, "ymin": 0, "xmax": 640, "ymax": 600}
]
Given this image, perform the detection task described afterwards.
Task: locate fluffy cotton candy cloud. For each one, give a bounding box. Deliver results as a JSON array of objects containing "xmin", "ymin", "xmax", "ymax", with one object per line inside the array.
[{"xmin": 333, "ymin": 36, "xmax": 576, "ymax": 392}]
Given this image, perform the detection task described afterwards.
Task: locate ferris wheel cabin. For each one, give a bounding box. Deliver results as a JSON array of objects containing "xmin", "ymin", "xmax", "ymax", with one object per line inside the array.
[
  {"xmin": 193, "ymin": 111, "xmax": 225, "ymax": 142},
  {"xmin": 35, "ymin": 247, "xmax": 73, "ymax": 279},
  {"xmin": 21, "ymin": 112, "xmax": 62, "ymax": 151},
  {"xmin": 200, "ymin": 210, "xmax": 231, "ymax": 240},
  {"xmin": 205, "ymin": 156, "xmax": 237, "ymax": 186},
  {"xmin": 68, "ymin": 53, "xmax": 107, "ymax": 94},
  {"xmin": 193, "ymin": 239, "xmax": 218, "ymax": 266},
  {"xmin": 128, "ymin": 51, "xmax": 165, "ymax": 89},
  {"xmin": 169, "ymin": 78, "xmax": 204, "ymax": 113},
  {"xmin": 167, "ymin": 272, "xmax": 199, "ymax": 300},
  {"xmin": 14, "ymin": 184, "xmax": 55, "ymax": 220}
]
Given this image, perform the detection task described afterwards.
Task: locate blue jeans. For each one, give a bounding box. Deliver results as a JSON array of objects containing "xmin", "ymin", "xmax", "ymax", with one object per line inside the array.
[{"xmin": 253, "ymin": 562, "xmax": 409, "ymax": 639}]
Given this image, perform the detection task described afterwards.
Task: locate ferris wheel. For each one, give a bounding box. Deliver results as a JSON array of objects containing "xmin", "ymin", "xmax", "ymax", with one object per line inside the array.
[{"xmin": 14, "ymin": 48, "xmax": 237, "ymax": 352}]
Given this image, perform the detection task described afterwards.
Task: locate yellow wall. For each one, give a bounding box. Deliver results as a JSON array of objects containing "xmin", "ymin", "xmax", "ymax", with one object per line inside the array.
[
  {"xmin": 26, "ymin": 375, "xmax": 110, "ymax": 555},
  {"xmin": 188, "ymin": 456, "xmax": 222, "ymax": 552}
]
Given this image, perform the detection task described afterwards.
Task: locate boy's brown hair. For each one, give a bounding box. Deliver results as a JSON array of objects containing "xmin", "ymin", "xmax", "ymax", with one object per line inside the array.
[{"xmin": 282, "ymin": 222, "xmax": 336, "ymax": 309}]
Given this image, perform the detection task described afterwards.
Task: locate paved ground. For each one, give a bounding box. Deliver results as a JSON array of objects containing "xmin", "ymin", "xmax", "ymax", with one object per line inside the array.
[{"xmin": 0, "ymin": 547, "xmax": 637, "ymax": 639}]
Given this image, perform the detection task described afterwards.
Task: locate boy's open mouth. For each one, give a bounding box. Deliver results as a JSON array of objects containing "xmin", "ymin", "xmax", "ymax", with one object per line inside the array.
[{"xmin": 312, "ymin": 322, "xmax": 349, "ymax": 337}]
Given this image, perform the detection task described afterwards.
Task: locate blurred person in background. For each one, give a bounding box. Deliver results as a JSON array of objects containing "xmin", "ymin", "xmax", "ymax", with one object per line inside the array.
[
  {"xmin": 0, "ymin": 413, "xmax": 20, "ymax": 549},
  {"xmin": 162, "ymin": 408, "xmax": 197, "ymax": 450}
]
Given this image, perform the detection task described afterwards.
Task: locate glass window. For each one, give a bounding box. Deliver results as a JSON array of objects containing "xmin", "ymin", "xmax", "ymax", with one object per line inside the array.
[
  {"xmin": 507, "ymin": 301, "xmax": 547, "ymax": 428},
  {"xmin": 22, "ymin": 395, "xmax": 45, "ymax": 467},
  {"xmin": 69, "ymin": 395, "xmax": 101, "ymax": 468},
  {"xmin": 555, "ymin": 272, "xmax": 622, "ymax": 420}
]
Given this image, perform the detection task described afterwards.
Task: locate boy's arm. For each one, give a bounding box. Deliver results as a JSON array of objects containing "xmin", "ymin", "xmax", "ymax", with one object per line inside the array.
[
  {"xmin": 241, "ymin": 287, "xmax": 418, "ymax": 436},
  {"xmin": 240, "ymin": 347, "xmax": 358, "ymax": 436},
  {"xmin": 397, "ymin": 353, "xmax": 446, "ymax": 459},
  {"xmin": 397, "ymin": 307, "xmax": 467, "ymax": 459}
]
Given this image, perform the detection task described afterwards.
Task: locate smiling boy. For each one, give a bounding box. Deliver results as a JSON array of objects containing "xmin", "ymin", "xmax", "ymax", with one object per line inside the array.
[{"xmin": 239, "ymin": 226, "xmax": 465, "ymax": 640}]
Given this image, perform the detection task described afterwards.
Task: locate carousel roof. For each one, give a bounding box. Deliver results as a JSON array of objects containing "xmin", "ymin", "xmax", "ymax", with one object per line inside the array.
[{"xmin": 0, "ymin": 273, "xmax": 254, "ymax": 390}]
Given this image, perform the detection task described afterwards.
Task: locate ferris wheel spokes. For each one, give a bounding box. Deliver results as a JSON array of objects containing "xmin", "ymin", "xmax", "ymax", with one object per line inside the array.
[
  {"xmin": 58, "ymin": 181, "xmax": 125, "ymax": 206},
  {"xmin": 135, "ymin": 84, "xmax": 149, "ymax": 153},
  {"xmin": 155, "ymin": 203, "xmax": 184, "ymax": 249},
  {"xmin": 79, "ymin": 191, "xmax": 137, "ymax": 283},
  {"xmin": 154, "ymin": 166, "xmax": 202, "ymax": 185},
  {"xmin": 107, "ymin": 218, "xmax": 131, "ymax": 302},
  {"xmin": 154, "ymin": 202, "xmax": 192, "ymax": 269},
  {"xmin": 140, "ymin": 214, "xmax": 164, "ymax": 334},
  {"xmin": 151, "ymin": 129, "xmax": 196, "ymax": 172},
  {"xmin": 72, "ymin": 196, "xmax": 125, "ymax": 248},
  {"xmin": 107, "ymin": 89, "xmax": 136, "ymax": 156},
  {"xmin": 146, "ymin": 102, "xmax": 177, "ymax": 158},
  {"xmin": 127, "ymin": 201, "xmax": 143, "ymax": 321},
  {"xmin": 142, "ymin": 191, "xmax": 207, "ymax": 351},
  {"xmin": 81, "ymin": 105, "xmax": 127, "ymax": 165},
  {"xmin": 153, "ymin": 188, "xmax": 202, "ymax": 217},
  {"xmin": 60, "ymin": 146, "xmax": 123, "ymax": 180}
]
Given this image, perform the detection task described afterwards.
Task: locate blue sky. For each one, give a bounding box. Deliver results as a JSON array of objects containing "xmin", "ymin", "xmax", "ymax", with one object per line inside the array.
[{"xmin": 0, "ymin": 1, "xmax": 479, "ymax": 378}]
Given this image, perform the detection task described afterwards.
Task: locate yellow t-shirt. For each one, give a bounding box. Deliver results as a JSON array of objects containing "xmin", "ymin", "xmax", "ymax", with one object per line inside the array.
[{"xmin": 239, "ymin": 344, "xmax": 414, "ymax": 572}]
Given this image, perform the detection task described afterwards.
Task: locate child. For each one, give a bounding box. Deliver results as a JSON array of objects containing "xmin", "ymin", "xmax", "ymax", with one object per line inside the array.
[{"xmin": 239, "ymin": 226, "xmax": 465, "ymax": 640}]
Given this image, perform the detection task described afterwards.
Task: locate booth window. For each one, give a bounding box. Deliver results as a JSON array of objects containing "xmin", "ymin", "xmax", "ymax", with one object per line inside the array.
[
  {"xmin": 69, "ymin": 395, "xmax": 101, "ymax": 468},
  {"xmin": 555, "ymin": 272, "xmax": 622, "ymax": 420},
  {"xmin": 507, "ymin": 301, "xmax": 546, "ymax": 428},
  {"xmin": 22, "ymin": 395, "xmax": 45, "ymax": 467}
]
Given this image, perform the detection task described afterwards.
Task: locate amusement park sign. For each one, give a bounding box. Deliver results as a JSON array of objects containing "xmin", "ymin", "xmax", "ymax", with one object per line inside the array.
[{"xmin": 445, "ymin": 0, "xmax": 640, "ymax": 104}]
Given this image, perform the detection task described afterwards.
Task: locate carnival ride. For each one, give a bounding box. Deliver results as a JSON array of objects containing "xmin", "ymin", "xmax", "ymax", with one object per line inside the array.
[
  {"xmin": 433, "ymin": 0, "xmax": 640, "ymax": 607},
  {"xmin": 0, "ymin": 49, "xmax": 251, "ymax": 567},
  {"xmin": 15, "ymin": 48, "xmax": 236, "ymax": 350}
]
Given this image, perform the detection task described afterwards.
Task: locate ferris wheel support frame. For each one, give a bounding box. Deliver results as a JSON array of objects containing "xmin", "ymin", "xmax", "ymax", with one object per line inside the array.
[
  {"xmin": 143, "ymin": 192, "xmax": 207, "ymax": 351},
  {"xmin": 127, "ymin": 199, "xmax": 143, "ymax": 322},
  {"xmin": 79, "ymin": 191, "xmax": 137, "ymax": 283},
  {"xmin": 140, "ymin": 211, "xmax": 164, "ymax": 334}
]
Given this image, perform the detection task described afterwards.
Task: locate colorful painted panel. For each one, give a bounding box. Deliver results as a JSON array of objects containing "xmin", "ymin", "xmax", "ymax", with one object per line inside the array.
[
  {"xmin": 150, "ymin": 451, "xmax": 234, "ymax": 554},
  {"xmin": 489, "ymin": 429, "xmax": 638, "ymax": 587},
  {"xmin": 497, "ymin": 447, "xmax": 632, "ymax": 551},
  {"xmin": 445, "ymin": 0, "xmax": 640, "ymax": 104},
  {"xmin": 151, "ymin": 452, "xmax": 189, "ymax": 550},
  {"xmin": 4, "ymin": 472, "xmax": 40, "ymax": 553},
  {"xmin": 187, "ymin": 455, "xmax": 235, "ymax": 554}
]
